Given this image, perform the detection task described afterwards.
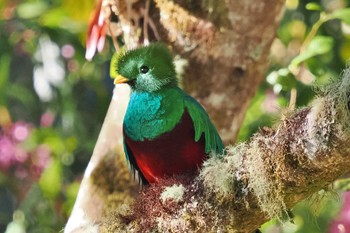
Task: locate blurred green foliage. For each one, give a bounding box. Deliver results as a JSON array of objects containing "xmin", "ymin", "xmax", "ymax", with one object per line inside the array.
[
  {"xmin": 261, "ymin": 191, "xmax": 341, "ymax": 233},
  {"xmin": 0, "ymin": 0, "xmax": 350, "ymax": 232},
  {"xmin": 238, "ymin": 0, "xmax": 350, "ymax": 232},
  {"xmin": 238, "ymin": 0, "xmax": 350, "ymax": 142},
  {"xmin": 0, "ymin": 0, "xmax": 114, "ymax": 232}
]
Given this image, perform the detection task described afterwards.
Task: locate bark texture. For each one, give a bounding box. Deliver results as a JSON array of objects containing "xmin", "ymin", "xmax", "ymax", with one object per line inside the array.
[
  {"xmin": 64, "ymin": 86, "xmax": 138, "ymax": 233},
  {"xmin": 154, "ymin": 0, "xmax": 285, "ymax": 143}
]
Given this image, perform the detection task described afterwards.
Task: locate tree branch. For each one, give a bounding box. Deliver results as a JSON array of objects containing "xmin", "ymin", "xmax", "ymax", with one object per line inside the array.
[
  {"xmin": 64, "ymin": 85, "xmax": 138, "ymax": 233},
  {"xmin": 101, "ymin": 71, "xmax": 350, "ymax": 232},
  {"xmin": 64, "ymin": 1, "xmax": 350, "ymax": 232}
]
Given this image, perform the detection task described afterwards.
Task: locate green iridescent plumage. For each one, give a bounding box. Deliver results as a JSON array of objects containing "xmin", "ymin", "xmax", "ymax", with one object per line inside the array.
[
  {"xmin": 111, "ymin": 43, "xmax": 224, "ymax": 183},
  {"xmin": 111, "ymin": 43, "xmax": 223, "ymax": 152},
  {"xmin": 111, "ymin": 44, "xmax": 177, "ymax": 92}
]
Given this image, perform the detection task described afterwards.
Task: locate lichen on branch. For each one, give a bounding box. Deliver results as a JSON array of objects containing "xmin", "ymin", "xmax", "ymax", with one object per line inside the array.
[{"xmin": 103, "ymin": 70, "xmax": 350, "ymax": 232}]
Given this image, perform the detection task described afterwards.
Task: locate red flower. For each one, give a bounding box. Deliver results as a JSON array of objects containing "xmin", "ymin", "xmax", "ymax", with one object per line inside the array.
[{"xmin": 85, "ymin": 0, "xmax": 107, "ymax": 60}]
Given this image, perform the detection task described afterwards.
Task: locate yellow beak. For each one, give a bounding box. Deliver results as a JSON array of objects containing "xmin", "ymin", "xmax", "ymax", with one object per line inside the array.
[{"xmin": 114, "ymin": 75, "xmax": 129, "ymax": 84}]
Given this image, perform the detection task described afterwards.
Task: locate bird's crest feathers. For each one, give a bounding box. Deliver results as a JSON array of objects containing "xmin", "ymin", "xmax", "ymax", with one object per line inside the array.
[
  {"xmin": 110, "ymin": 44, "xmax": 177, "ymax": 92},
  {"xmin": 110, "ymin": 47, "xmax": 126, "ymax": 79}
]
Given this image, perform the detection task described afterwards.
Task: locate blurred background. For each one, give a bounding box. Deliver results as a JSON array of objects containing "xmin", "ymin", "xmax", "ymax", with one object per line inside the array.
[{"xmin": 0, "ymin": 0, "xmax": 350, "ymax": 232}]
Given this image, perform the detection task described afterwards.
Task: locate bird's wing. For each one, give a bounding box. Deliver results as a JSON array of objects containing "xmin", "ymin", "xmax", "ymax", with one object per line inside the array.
[
  {"xmin": 123, "ymin": 139, "xmax": 148, "ymax": 186},
  {"xmin": 183, "ymin": 94, "xmax": 224, "ymax": 155}
]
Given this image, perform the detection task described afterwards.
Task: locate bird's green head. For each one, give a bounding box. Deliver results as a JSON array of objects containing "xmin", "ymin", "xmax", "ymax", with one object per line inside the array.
[{"xmin": 111, "ymin": 43, "xmax": 178, "ymax": 92}]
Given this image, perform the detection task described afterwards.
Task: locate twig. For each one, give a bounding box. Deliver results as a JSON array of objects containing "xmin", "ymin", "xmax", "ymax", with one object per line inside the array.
[{"xmin": 143, "ymin": 0, "xmax": 150, "ymax": 45}]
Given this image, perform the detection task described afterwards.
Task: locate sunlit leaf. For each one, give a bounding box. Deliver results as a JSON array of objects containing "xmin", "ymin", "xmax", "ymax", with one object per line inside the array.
[
  {"xmin": 330, "ymin": 8, "xmax": 350, "ymax": 25},
  {"xmin": 65, "ymin": 136, "xmax": 78, "ymax": 152},
  {"xmin": 0, "ymin": 55, "xmax": 10, "ymax": 104},
  {"xmin": 0, "ymin": 1, "xmax": 6, "ymax": 11},
  {"xmin": 334, "ymin": 178, "xmax": 350, "ymax": 191},
  {"xmin": 291, "ymin": 36, "xmax": 334, "ymax": 67},
  {"xmin": 44, "ymin": 136, "xmax": 66, "ymax": 155},
  {"xmin": 40, "ymin": 9, "xmax": 86, "ymax": 34},
  {"xmin": 288, "ymin": 20, "xmax": 306, "ymax": 39},
  {"xmin": 39, "ymin": 8, "xmax": 66, "ymax": 28},
  {"xmin": 306, "ymin": 2, "xmax": 322, "ymax": 11},
  {"xmin": 62, "ymin": 182, "xmax": 80, "ymax": 215},
  {"xmin": 285, "ymin": 0, "xmax": 298, "ymax": 10},
  {"xmin": 0, "ymin": 106, "xmax": 11, "ymax": 126},
  {"xmin": 16, "ymin": 2, "xmax": 48, "ymax": 19},
  {"xmin": 340, "ymin": 39, "xmax": 350, "ymax": 62},
  {"xmin": 39, "ymin": 159, "xmax": 62, "ymax": 199},
  {"xmin": 62, "ymin": 0, "xmax": 95, "ymax": 23}
]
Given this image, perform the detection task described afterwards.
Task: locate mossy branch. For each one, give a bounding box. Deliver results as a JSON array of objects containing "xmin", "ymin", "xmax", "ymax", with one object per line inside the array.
[
  {"xmin": 102, "ymin": 70, "xmax": 350, "ymax": 233},
  {"xmin": 64, "ymin": 1, "xmax": 348, "ymax": 232}
]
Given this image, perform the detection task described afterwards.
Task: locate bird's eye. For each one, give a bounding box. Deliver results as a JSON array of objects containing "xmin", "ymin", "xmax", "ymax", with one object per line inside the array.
[{"xmin": 140, "ymin": 65, "xmax": 149, "ymax": 74}]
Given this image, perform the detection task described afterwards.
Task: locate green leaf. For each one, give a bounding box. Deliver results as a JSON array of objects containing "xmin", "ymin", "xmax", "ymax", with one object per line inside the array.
[
  {"xmin": 0, "ymin": 55, "xmax": 10, "ymax": 104},
  {"xmin": 291, "ymin": 36, "xmax": 334, "ymax": 67},
  {"xmin": 305, "ymin": 3, "xmax": 322, "ymax": 11},
  {"xmin": 39, "ymin": 159, "xmax": 62, "ymax": 200},
  {"xmin": 6, "ymin": 84, "xmax": 36, "ymax": 104},
  {"xmin": 277, "ymin": 72, "xmax": 297, "ymax": 91},
  {"xmin": 334, "ymin": 177, "xmax": 350, "ymax": 191},
  {"xmin": 44, "ymin": 136, "xmax": 66, "ymax": 155},
  {"xmin": 330, "ymin": 8, "xmax": 350, "ymax": 25},
  {"xmin": 236, "ymin": 87, "xmax": 275, "ymax": 142},
  {"xmin": 62, "ymin": 182, "xmax": 80, "ymax": 215},
  {"xmin": 39, "ymin": 8, "xmax": 66, "ymax": 28},
  {"xmin": 16, "ymin": 2, "xmax": 48, "ymax": 19}
]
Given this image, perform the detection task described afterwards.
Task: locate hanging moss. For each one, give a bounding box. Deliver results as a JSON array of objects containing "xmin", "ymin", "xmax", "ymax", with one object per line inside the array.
[{"xmin": 102, "ymin": 71, "xmax": 350, "ymax": 232}]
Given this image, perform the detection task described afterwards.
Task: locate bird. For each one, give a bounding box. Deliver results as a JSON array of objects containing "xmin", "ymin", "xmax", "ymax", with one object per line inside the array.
[{"xmin": 111, "ymin": 43, "xmax": 224, "ymax": 185}]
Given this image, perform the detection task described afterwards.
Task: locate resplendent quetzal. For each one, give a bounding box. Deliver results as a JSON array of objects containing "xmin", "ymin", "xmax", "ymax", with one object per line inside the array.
[{"xmin": 111, "ymin": 43, "xmax": 224, "ymax": 184}]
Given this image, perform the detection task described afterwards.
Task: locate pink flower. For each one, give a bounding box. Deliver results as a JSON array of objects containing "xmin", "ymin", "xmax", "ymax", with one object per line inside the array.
[
  {"xmin": 11, "ymin": 122, "xmax": 30, "ymax": 142},
  {"xmin": 31, "ymin": 144, "xmax": 51, "ymax": 175},
  {"xmin": 0, "ymin": 122, "xmax": 31, "ymax": 171},
  {"xmin": 14, "ymin": 147, "xmax": 28, "ymax": 163},
  {"xmin": 40, "ymin": 111, "xmax": 55, "ymax": 127},
  {"xmin": 0, "ymin": 136, "xmax": 17, "ymax": 170},
  {"xmin": 329, "ymin": 192, "xmax": 350, "ymax": 233},
  {"xmin": 15, "ymin": 165, "xmax": 29, "ymax": 179},
  {"xmin": 85, "ymin": 0, "xmax": 106, "ymax": 61},
  {"xmin": 61, "ymin": 44, "xmax": 75, "ymax": 59}
]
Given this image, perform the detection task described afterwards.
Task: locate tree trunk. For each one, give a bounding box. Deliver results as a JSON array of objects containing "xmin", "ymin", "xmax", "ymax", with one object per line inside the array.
[
  {"xmin": 64, "ymin": 1, "xmax": 289, "ymax": 232},
  {"xmin": 154, "ymin": 0, "xmax": 285, "ymax": 143}
]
